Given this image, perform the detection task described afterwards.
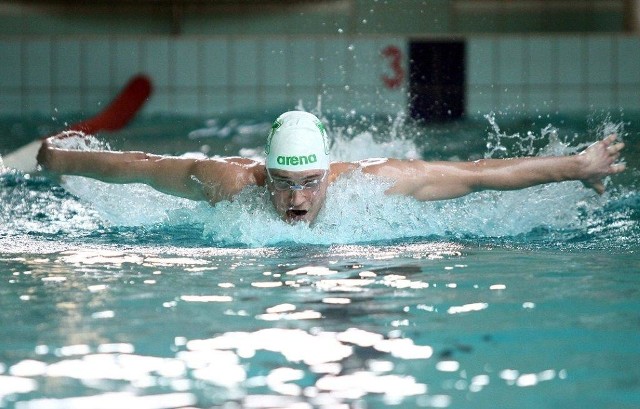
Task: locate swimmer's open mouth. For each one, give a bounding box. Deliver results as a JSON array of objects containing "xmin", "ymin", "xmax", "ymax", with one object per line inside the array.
[{"xmin": 287, "ymin": 209, "xmax": 308, "ymax": 218}]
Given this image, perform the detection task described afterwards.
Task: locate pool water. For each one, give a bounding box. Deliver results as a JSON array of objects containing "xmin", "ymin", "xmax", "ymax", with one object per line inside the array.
[{"xmin": 0, "ymin": 110, "xmax": 639, "ymax": 408}]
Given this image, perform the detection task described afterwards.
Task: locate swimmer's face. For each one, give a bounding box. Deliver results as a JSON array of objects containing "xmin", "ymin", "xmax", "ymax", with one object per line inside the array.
[{"xmin": 266, "ymin": 168, "xmax": 329, "ymax": 224}]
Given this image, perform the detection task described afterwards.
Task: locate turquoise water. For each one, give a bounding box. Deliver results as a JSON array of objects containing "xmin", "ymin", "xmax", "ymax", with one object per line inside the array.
[{"xmin": 0, "ymin": 110, "xmax": 639, "ymax": 408}]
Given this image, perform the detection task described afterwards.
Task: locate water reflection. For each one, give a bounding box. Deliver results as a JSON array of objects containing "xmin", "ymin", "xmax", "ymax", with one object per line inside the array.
[
  {"xmin": 5, "ymin": 322, "xmax": 571, "ymax": 408},
  {"xmin": 7, "ymin": 327, "xmax": 435, "ymax": 408},
  {"xmin": 4, "ymin": 244, "xmax": 624, "ymax": 408}
]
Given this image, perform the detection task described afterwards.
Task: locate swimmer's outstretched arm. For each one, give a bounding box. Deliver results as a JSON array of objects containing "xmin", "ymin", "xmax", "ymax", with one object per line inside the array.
[
  {"xmin": 361, "ymin": 134, "xmax": 625, "ymax": 201},
  {"xmin": 37, "ymin": 132, "xmax": 261, "ymax": 203}
]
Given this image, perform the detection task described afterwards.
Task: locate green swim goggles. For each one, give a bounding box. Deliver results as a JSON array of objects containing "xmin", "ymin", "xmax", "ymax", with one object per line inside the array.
[{"xmin": 266, "ymin": 169, "xmax": 327, "ymax": 191}]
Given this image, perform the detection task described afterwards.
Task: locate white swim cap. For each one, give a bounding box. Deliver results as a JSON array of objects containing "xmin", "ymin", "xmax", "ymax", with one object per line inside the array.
[{"xmin": 265, "ymin": 111, "xmax": 330, "ymax": 171}]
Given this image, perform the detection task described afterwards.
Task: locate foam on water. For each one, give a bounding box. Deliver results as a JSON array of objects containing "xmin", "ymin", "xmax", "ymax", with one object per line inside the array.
[{"xmin": 195, "ymin": 171, "xmax": 602, "ymax": 246}]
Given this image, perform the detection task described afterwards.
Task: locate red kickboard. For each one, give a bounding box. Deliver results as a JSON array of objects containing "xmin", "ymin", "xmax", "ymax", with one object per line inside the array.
[{"xmin": 69, "ymin": 74, "xmax": 153, "ymax": 134}]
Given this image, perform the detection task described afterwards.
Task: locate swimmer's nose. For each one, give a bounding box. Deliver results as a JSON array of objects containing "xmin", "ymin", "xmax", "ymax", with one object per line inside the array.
[{"xmin": 289, "ymin": 189, "xmax": 306, "ymax": 206}]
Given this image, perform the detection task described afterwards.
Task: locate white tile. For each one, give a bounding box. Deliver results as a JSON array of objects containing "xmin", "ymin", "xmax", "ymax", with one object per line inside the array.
[
  {"xmin": 262, "ymin": 88, "xmax": 295, "ymax": 112},
  {"xmin": 318, "ymin": 88, "xmax": 349, "ymax": 112},
  {"xmin": 53, "ymin": 92, "xmax": 82, "ymax": 113},
  {"xmin": 175, "ymin": 91, "xmax": 200, "ymax": 115},
  {"xmin": 320, "ymin": 38, "xmax": 348, "ymax": 87},
  {"xmin": 202, "ymin": 39, "xmax": 228, "ymax": 87},
  {"xmin": 82, "ymin": 39, "xmax": 111, "ymax": 88},
  {"xmin": 587, "ymin": 36, "xmax": 614, "ymax": 85},
  {"xmin": 289, "ymin": 39, "xmax": 318, "ymax": 87},
  {"xmin": 142, "ymin": 39, "xmax": 170, "ymax": 88},
  {"xmin": 231, "ymin": 39, "xmax": 259, "ymax": 87},
  {"xmin": 467, "ymin": 38, "xmax": 495, "ymax": 86},
  {"xmin": 258, "ymin": 86, "xmax": 295, "ymax": 112},
  {"xmin": 114, "ymin": 40, "xmax": 141, "ymax": 87},
  {"xmin": 349, "ymin": 87, "xmax": 383, "ymax": 114},
  {"xmin": 202, "ymin": 90, "xmax": 229, "ymax": 116},
  {"xmin": 25, "ymin": 92, "xmax": 52, "ymax": 115},
  {"xmin": 84, "ymin": 90, "xmax": 113, "ymax": 115},
  {"xmin": 231, "ymin": 90, "xmax": 261, "ymax": 112},
  {"xmin": 263, "ymin": 39, "xmax": 288, "ymax": 87},
  {"xmin": 0, "ymin": 91, "xmax": 22, "ymax": 115},
  {"xmin": 557, "ymin": 37, "xmax": 583, "ymax": 85},
  {"xmin": 617, "ymin": 88, "xmax": 640, "ymax": 110},
  {"xmin": 496, "ymin": 86, "xmax": 526, "ymax": 112},
  {"xmin": 527, "ymin": 37, "xmax": 554, "ymax": 85},
  {"xmin": 287, "ymin": 86, "xmax": 322, "ymax": 111},
  {"xmin": 528, "ymin": 87, "xmax": 556, "ymax": 111},
  {"xmin": 25, "ymin": 39, "xmax": 51, "ymax": 88},
  {"xmin": 144, "ymin": 90, "xmax": 171, "ymax": 114},
  {"xmin": 497, "ymin": 38, "xmax": 525, "ymax": 86},
  {"xmin": 175, "ymin": 39, "xmax": 199, "ymax": 88},
  {"xmin": 350, "ymin": 39, "xmax": 379, "ymax": 87},
  {"xmin": 467, "ymin": 87, "xmax": 496, "ymax": 115},
  {"xmin": 556, "ymin": 86, "xmax": 587, "ymax": 112},
  {"xmin": 0, "ymin": 41, "xmax": 22, "ymax": 87},
  {"xmin": 587, "ymin": 87, "xmax": 614, "ymax": 110},
  {"xmin": 54, "ymin": 40, "xmax": 81, "ymax": 89},
  {"xmin": 375, "ymin": 86, "xmax": 407, "ymax": 114},
  {"xmin": 617, "ymin": 37, "xmax": 640, "ymax": 85}
]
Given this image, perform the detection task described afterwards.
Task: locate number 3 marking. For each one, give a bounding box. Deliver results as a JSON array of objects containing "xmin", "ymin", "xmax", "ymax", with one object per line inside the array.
[{"xmin": 381, "ymin": 45, "xmax": 404, "ymax": 89}]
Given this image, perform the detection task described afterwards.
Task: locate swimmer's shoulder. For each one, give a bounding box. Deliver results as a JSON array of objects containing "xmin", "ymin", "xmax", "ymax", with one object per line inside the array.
[
  {"xmin": 192, "ymin": 156, "xmax": 266, "ymax": 187},
  {"xmin": 328, "ymin": 161, "xmax": 358, "ymax": 182}
]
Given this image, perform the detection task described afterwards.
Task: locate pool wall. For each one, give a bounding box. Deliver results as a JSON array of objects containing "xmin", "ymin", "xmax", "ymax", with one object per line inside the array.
[{"xmin": 0, "ymin": 1, "xmax": 639, "ymax": 118}]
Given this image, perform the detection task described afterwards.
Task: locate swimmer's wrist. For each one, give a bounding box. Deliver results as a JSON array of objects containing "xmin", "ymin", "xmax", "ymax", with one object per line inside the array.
[{"xmin": 569, "ymin": 153, "xmax": 589, "ymax": 181}]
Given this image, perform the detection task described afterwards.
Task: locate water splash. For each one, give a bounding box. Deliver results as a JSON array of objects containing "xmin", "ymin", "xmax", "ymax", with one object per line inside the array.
[
  {"xmin": 484, "ymin": 111, "xmax": 627, "ymax": 159},
  {"xmin": 2, "ymin": 114, "xmax": 636, "ymax": 248}
]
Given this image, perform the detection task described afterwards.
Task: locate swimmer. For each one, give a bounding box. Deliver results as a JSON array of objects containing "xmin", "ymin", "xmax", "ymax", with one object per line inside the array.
[{"xmin": 37, "ymin": 111, "xmax": 626, "ymax": 224}]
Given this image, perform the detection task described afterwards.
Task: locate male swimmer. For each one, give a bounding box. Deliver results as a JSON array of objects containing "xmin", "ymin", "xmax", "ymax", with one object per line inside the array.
[{"xmin": 37, "ymin": 111, "xmax": 626, "ymax": 224}]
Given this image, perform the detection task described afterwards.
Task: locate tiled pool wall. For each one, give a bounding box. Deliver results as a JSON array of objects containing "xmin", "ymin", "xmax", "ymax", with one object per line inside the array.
[{"xmin": 1, "ymin": 34, "xmax": 639, "ymax": 118}]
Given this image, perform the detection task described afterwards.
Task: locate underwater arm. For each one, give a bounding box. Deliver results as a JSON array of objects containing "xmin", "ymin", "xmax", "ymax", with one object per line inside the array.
[{"xmin": 363, "ymin": 134, "xmax": 625, "ymax": 201}]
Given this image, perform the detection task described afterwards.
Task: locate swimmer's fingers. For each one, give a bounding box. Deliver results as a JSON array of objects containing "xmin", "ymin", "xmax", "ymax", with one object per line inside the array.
[
  {"xmin": 590, "ymin": 133, "xmax": 622, "ymax": 151},
  {"xmin": 581, "ymin": 166, "xmax": 623, "ymax": 195},
  {"xmin": 601, "ymin": 133, "xmax": 618, "ymax": 146},
  {"xmin": 583, "ymin": 179, "xmax": 606, "ymax": 195},
  {"xmin": 603, "ymin": 137, "xmax": 625, "ymax": 170},
  {"xmin": 609, "ymin": 162, "xmax": 626, "ymax": 174},
  {"xmin": 53, "ymin": 130, "xmax": 88, "ymax": 140},
  {"xmin": 37, "ymin": 131, "xmax": 88, "ymax": 170},
  {"xmin": 40, "ymin": 131, "xmax": 88, "ymax": 152},
  {"xmin": 36, "ymin": 139, "xmax": 54, "ymax": 170},
  {"xmin": 583, "ymin": 134, "xmax": 625, "ymax": 166},
  {"xmin": 606, "ymin": 141, "xmax": 625, "ymax": 155},
  {"xmin": 578, "ymin": 134, "xmax": 626, "ymax": 195},
  {"xmin": 603, "ymin": 136, "xmax": 626, "ymax": 165}
]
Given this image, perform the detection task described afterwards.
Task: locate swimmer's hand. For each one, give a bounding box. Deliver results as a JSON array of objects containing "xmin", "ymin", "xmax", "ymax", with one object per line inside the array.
[
  {"xmin": 36, "ymin": 131, "xmax": 87, "ymax": 172},
  {"xmin": 578, "ymin": 134, "xmax": 625, "ymax": 194}
]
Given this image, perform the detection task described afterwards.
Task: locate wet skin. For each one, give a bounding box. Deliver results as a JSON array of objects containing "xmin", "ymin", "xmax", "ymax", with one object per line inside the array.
[{"xmin": 266, "ymin": 168, "xmax": 329, "ymax": 224}]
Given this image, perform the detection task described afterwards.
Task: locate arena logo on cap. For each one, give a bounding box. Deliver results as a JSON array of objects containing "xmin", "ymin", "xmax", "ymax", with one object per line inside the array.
[{"xmin": 276, "ymin": 154, "xmax": 318, "ymax": 166}]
